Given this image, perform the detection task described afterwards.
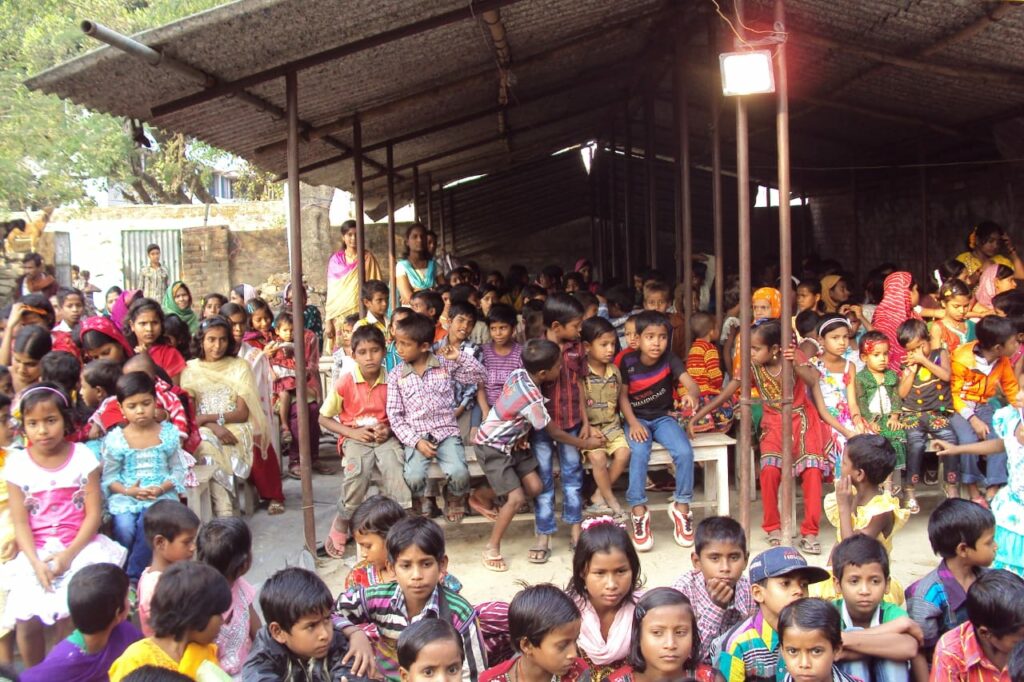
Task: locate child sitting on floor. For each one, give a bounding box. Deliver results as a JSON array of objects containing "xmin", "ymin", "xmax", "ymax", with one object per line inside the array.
[
  {"xmin": 684, "ymin": 311, "xmax": 735, "ymax": 434},
  {"xmin": 397, "ymin": 619, "xmax": 465, "ymax": 682},
  {"xmin": 777, "ymin": 598, "xmax": 860, "ymax": 682},
  {"xmin": 138, "ymin": 500, "xmax": 200, "ymax": 638}
]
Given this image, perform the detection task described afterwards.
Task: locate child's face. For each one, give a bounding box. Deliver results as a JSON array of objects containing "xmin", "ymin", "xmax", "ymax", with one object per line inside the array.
[
  {"xmin": 352, "ymin": 341, "xmax": 384, "ymax": 378},
  {"xmin": 202, "ymin": 326, "xmax": 231, "ymax": 361},
  {"xmin": 392, "ymin": 544, "xmax": 446, "ymax": 601},
  {"xmin": 836, "ymin": 562, "xmax": 887, "ymax": 625},
  {"xmin": 535, "ymin": 358, "xmax": 563, "ymax": 385},
  {"xmin": 780, "ymin": 626, "xmax": 839, "ymax": 682},
  {"xmin": 86, "ymin": 342, "xmax": 125, "ymax": 363},
  {"xmin": 12, "ymin": 352, "xmax": 41, "ymax": 388},
  {"xmin": 693, "ymin": 540, "xmax": 747, "ymax": 589},
  {"xmin": 354, "ymin": 529, "xmax": 388, "ymax": 568},
  {"xmin": 449, "ymin": 272, "xmax": 465, "ymax": 287},
  {"xmin": 959, "ymin": 527, "xmax": 998, "ymax": 567},
  {"xmin": 106, "ymin": 290, "xmax": 120, "ymax": 310},
  {"xmin": 400, "ymin": 638, "xmax": 464, "ymax": 682},
  {"xmin": 796, "ymin": 288, "xmax": 819, "ymax": 312},
  {"xmin": 1000, "ymin": 335, "xmax": 1021, "ymax": 359},
  {"xmin": 752, "ymin": 574, "xmax": 810, "ymax": 624},
  {"xmin": 341, "ymin": 323, "xmax": 354, "ymax": 351},
  {"xmin": 624, "ymin": 321, "xmax": 639, "ymax": 349},
  {"xmin": 148, "ymin": 248, "xmax": 161, "ymax": 265},
  {"xmin": 229, "ymin": 290, "xmax": 245, "ymax": 306},
  {"xmin": 862, "ymin": 342, "xmax": 890, "ymax": 373},
  {"xmin": 638, "ymin": 324, "xmax": 669, "ymax": 362},
  {"xmin": 155, "ymin": 528, "xmax": 198, "ymax": 564},
  {"xmin": 251, "ymin": 308, "xmax": 272, "ymax": 333},
  {"xmin": 489, "ymin": 321, "xmax": 513, "ymax": 347},
  {"xmin": 174, "ymin": 288, "xmax": 192, "ymax": 310},
  {"xmin": 131, "ymin": 309, "xmax": 163, "ymax": 347},
  {"xmin": 550, "ymin": 317, "xmax": 583, "ymax": 343},
  {"xmin": 277, "ymin": 321, "xmax": 295, "ymax": 344},
  {"xmin": 752, "ymin": 300, "xmax": 773, "ymax": 319},
  {"xmin": 830, "ymin": 279, "xmax": 850, "ymax": 303},
  {"xmin": 644, "ymin": 292, "xmax": 670, "ymax": 314},
  {"xmin": 0, "ymin": 372, "xmax": 12, "ymax": 397},
  {"xmin": 228, "ymin": 312, "xmax": 248, "ymax": 343},
  {"xmin": 61, "ymin": 295, "xmax": 84, "ymax": 325},
  {"xmin": 410, "ymin": 298, "xmax": 428, "ymax": 316},
  {"xmin": 366, "ymin": 292, "xmax": 389, "ymax": 319},
  {"xmin": 22, "ymin": 401, "xmax": 65, "ymax": 451},
  {"xmin": 480, "ymin": 291, "xmax": 496, "ymax": 314},
  {"xmin": 638, "ymin": 604, "xmax": 695, "ymax": 677},
  {"xmin": 272, "ymin": 610, "xmax": 334, "ymax": 661},
  {"xmin": 997, "ymin": 277, "xmax": 1018, "ymax": 295},
  {"xmin": 203, "ymin": 298, "xmax": 222, "ymax": 319},
  {"xmin": 944, "ymin": 295, "xmax": 969, "ymax": 322},
  {"xmin": 120, "ymin": 392, "xmax": 157, "ymax": 428},
  {"xmin": 750, "ymin": 336, "xmax": 778, "ymax": 366},
  {"xmin": 0, "ymin": 406, "xmax": 12, "ymax": 447},
  {"xmin": 522, "ymin": 620, "xmax": 581, "ymax": 678},
  {"xmin": 448, "ymin": 314, "xmax": 473, "ymax": 344},
  {"xmin": 80, "ymin": 375, "xmax": 105, "ymax": 408},
  {"xmin": 821, "ymin": 327, "xmax": 850, "ymax": 358},
  {"xmin": 585, "ymin": 331, "xmax": 617, "ymax": 366},
  {"xmin": 395, "ymin": 331, "xmax": 428, "ymax": 364},
  {"xmin": 583, "ymin": 549, "xmax": 633, "ymax": 611}
]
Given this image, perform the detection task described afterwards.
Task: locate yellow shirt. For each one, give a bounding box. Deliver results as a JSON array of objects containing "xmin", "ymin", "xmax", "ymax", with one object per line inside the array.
[{"xmin": 108, "ymin": 638, "xmax": 224, "ymax": 681}]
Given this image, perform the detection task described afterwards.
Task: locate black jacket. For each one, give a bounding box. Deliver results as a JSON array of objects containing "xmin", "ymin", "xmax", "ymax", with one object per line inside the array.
[{"xmin": 242, "ymin": 627, "xmax": 371, "ymax": 682}]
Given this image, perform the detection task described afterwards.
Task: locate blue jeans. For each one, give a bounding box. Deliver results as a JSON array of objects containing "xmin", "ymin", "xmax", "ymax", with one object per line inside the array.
[
  {"xmin": 626, "ymin": 416, "xmax": 694, "ymax": 508},
  {"xmin": 112, "ymin": 511, "xmax": 151, "ymax": 581},
  {"xmin": 403, "ymin": 436, "xmax": 470, "ymax": 497},
  {"xmin": 532, "ymin": 426, "xmax": 583, "ymax": 536},
  {"xmin": 951, "ymin": 406, "xmax": 1009, "ymax": 487}
]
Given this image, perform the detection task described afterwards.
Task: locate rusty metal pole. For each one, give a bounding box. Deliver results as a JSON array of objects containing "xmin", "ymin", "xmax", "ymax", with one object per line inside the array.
[
  {"xmin": 676, "ymin": 33, "xmax": 694, "ymax": 350},
  {"xmin": 427, "ymin": 175, "xmax": 434, "ymax": 235},
  {"xmin": 775, "ymin": 0, "xmax": 795, "ymax": 540},
  {"xmin": 645, "ymin": 90, "xmax": 658, "ymax": 268},
  {"xmin": 413, "ymin": 166, "xmax": 420, "ymax": 222},
  {"xmin": 623, "ymin": 100, "xmax": 633, "ymax": 283},
  {"xmin": 609, "ymin": 120, "xmax": 619, "ymax": 281},
  {"xmin": 439, "ymin": 185, "xmax": 447, "ymax": 254},
  {"xmin": 353, "ymin": 114, "xmax": 367, "ymax": 318},
  {"xmin": 710, "ymin": 22, "xmax": 725, "ymax": 332},
  {"xmin": 387, "ymin": 143, "xmax": 397, "ymax": 312},
  {"xmin": 285, "ymin": 71, "xmax": 316, "ymax": 555}
]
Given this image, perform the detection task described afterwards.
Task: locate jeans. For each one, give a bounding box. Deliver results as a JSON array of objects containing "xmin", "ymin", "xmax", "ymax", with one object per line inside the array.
[
  {"xmin": 626, "ymin": 416, "xmax": 694, "ymax": 508},
  {"xmin": 905, "ymin": 414, "xmax": 958, "ymax": 485},
  {"xmin": 532, "ymin": 426, "xmax": 583, "ymax": 536},
  {"xmin": 403, "ymin": 436, "xmax": 470, "ymax": 498},
  {"xmin": 112, "ymin": 511, "xmax": 151, "ymax": 581},
  {"xmin": 951, "ymin": 405, "xmax": 1009, "ymax": 487}
]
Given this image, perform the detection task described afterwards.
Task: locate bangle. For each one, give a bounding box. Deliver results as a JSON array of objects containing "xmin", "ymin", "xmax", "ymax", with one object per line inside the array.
[{"xmin": 217, "ymin": 412, "xmax": 226, "ymax": 426}]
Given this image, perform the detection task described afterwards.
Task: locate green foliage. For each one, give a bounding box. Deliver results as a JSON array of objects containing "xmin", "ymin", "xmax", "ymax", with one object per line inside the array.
[{"xmin": 0, "ymin": 0, "xmax": 281, "ymax": 210}]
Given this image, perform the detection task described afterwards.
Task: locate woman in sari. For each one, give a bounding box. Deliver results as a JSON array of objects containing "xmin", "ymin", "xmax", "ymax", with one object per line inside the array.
[
  {"xmin": 220, "ymin": 302, "xmax": 285, "ymax": 514},
  {"xmin": 180, "ymin": 316, "xmax": 267, "ymax": 517},
  {"xmin": 79, "ymin": 315, "xmax": 135, "ymax": 362},
  {"xmin": 956, "ymin": 221, "xmax": 1024, "ymax": 286},
  {"xmin": 109, "ymin": 289, "xmax": 141, "ymax": 329},
  {"xmin": 395, "ymin": 223, "xmax": 441, "ymax": 305},
  {"xmin": 325, "ymin": 220, "xmax": 382, "ymax": 353},
  {"xmin": 162, "ymin": 281, "xmax": 199, "ymax": 335},
  {"xmin": 871, "ymin": 271, "xmax": 921, "ymax": 371}
]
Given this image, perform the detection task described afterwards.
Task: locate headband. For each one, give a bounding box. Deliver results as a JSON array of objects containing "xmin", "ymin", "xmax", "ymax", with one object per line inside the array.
[
  {"xmin": 20, "ymin": 305, "xmax": 48, "ymax": 318},
  {"xmin": 581, "ymin": 515, "xmax": 621, "ymax": 532},
  {"xmin": 20, "ymin": 385, "xmax": 70, "ymax": 408},
  {"xmin": 818, "ymin": 317, "xmax": 852, "ymax": 335}
]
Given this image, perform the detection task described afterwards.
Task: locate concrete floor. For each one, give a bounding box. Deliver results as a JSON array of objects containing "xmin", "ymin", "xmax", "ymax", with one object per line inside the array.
[{"xmin": 246, "ymin": 450, "xmax": 944, "ymax": 604}]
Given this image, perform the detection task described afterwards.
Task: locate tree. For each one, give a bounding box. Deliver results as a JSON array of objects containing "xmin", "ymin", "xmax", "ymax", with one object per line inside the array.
[{"xmin": 0, "ymin": 0, "xmax": 281, "ymax": 211}]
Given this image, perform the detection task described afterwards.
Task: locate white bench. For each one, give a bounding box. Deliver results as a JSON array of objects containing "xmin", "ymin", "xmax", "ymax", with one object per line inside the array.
[
  {"xmin": 427, "ymin": 432, "xmax": 733, "ymax": 521},
  {"xmin": 186, "ymin": 464, "xmax": 215, "ymax": 523}
]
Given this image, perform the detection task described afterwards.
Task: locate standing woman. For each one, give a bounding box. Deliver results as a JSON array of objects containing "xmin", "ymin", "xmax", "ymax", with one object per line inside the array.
[
  {"xmin": 325, "ymin": 220, "xmax": 382, "ymax": 353},
  {"xmin": 180, "ymin": 316, "xmax": 267, "ymax": 516},
  {"xmin": 956, "ymin": 221, "xmax": 1024, "ymax": 286},
  {"xmin": 395, "ymin": 223, "xmax": 441, "ymax": 305},
  {"xmin": 162, "ymin": 281, "xmax": 199, "ymax": 335},
  {"xmin": 123, "ymin": 298, "xmax": 186, "ymax": 384},
  {"xmin": 219, "ymin": 302, "xmax": 285, "ymax": 515}
]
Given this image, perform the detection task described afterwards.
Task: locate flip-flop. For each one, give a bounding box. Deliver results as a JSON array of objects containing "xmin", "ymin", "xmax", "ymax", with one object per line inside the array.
[
  {"xmin": 445, "ymin": 496, "xmax": 466, "ymax": 524},
  {"xmin": 467, "ymin": 495, "xmax": 498, "ymax": 521},
  {"xmin": 267, "ymin": 501, "xmax": 286, "ymax": 515},
  {"xmin": 906, "ymin": 497, "xmax": 920, "ymax": 514},
  {"xmin": 799, "ymin": 535, "xmax": 822, "ymax": 555},
  {"xmin": 583, "ymin": 503, "xmax": 614, "ymax": 517},
  {"xmin": 766, "ymin": 530, "xmax": 782, "ymax": 547},
  {"xmin": 320, "ymin": 527, "xmax": 348, "ymax": 559},
  {"xmin": 287, "ymin": 465, "xmax": 301, "ymax": 479},
  {"xmin": 482, "ymin": 549, "xmax": 509, "ymax": 572},
  {"xmin": 527, "ymin": 546, "xmax": 551, "ymax": 564}
]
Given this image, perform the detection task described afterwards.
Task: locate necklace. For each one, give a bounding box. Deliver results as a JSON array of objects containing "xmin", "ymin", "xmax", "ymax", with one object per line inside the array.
[
  {"xmin": 513, "ymin": 658, "xmax": 559, "ymax": 682},
  {"xmin": 763, "ymin": 362, "xmax": 782, "ymax": 378}
]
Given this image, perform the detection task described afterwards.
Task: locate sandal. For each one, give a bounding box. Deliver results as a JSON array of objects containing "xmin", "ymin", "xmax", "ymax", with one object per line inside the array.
[
  {"xmin": 445, "ymin": 495, "xmax": 466, "ymax": 524},
  {"xmin": 905, "ymin": 497, "xmax": 920, "ymax": 514},
  {"xmin": 322, "ymin": 526, "xmax": 348, "ymax": 559},
  {"xmin": 766, "ymin": 530, "xmax": 782, "ymax": 547},
  {"xmin": 267, "ymin": 501, "xmax": 286, "ymax": 515},
  {"xmin": 482, "ymin": 548, "xmax": 509, "ymax": 572},
  {"xmin": 287, "ymin": 465, "xmax": 301, "ymax": 479},
  {"xmin": 583, "ymin": 503, "xmax": 614, "ymax": 517},
  {"xmin": 312, "ymin": 461, "xmax": 335, "ymax": 475},
  {"xmin": 527, "ymin": 545, "xmax": 551, "ymax": 564},
  {"xmin": 799, "ymin": 535, "xmax": 822, "ymax": 555},
  {"xmin": 467, "ymin": 495, "xmax": 499, "ymax": 521}
]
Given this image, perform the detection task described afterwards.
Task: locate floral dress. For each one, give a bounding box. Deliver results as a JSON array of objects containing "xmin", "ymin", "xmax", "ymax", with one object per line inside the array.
[
  {"xmin": 991, "ymin": 405, "xmax": 1024, "ymax": 576},
  {"xmin": 812, "ymin": 357, "xmax": 855, "ymax": 471}
]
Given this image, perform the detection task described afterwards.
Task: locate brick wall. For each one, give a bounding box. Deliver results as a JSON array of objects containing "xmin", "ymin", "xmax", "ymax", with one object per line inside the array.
[{"xmin": 181, "ymin": 226, "xmax": 231, "ymax": 298}]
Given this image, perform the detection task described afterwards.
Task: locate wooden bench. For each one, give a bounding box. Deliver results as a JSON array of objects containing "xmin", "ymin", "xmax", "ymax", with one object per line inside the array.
[{"xmin": 427, "ymin": 432, "xmax": 734, "ymax": 521}]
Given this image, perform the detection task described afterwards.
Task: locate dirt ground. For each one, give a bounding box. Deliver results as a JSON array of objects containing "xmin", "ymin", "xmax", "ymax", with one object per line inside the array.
[{"xmin": 247, "ymin": 450, "xmax": 944, "ymax": 605}]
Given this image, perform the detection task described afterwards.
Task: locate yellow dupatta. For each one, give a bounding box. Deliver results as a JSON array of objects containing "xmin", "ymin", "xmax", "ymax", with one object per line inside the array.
[{"xmin": 325, "ymin": 249, "xmax": 383, "ymax": 323}]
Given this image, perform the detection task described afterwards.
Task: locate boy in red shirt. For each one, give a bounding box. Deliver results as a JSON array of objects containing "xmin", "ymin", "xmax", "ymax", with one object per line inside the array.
[{"xmin": 684, "ymin": 312, "xmax": 734, "ymax": 434}]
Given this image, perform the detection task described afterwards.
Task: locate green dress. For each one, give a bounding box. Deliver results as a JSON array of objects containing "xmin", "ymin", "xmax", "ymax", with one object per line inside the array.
[{"xmin": 855, "ymin": 368, "xmax": 907, "ymax": 469}]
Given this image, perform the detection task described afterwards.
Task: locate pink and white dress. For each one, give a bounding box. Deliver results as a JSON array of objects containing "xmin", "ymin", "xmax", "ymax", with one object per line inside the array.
[
  {"xmin": 1, "ymin": 443, "xmax": 126, "ymax": 627},
  {"xmin": 216, "ymin": 577, "xmax": 256, "ymax": 677}
]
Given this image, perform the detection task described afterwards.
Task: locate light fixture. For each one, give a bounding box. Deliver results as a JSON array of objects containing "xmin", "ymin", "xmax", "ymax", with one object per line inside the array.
[
  {"xmin": 579, "ymin": 140, "xmax": 597, "ymax": 175},
  {"xmin": 719, "ymin": 50, "xmax": 775, "ymax": 96}
]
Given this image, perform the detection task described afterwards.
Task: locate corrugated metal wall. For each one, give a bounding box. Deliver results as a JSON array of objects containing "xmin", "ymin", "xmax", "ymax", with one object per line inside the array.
[{"xmin": 121, "ymin": 230, "xmax": 182, "ymax": 291}]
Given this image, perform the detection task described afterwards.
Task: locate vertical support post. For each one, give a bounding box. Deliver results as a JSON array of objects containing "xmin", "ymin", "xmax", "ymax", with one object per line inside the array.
[
  {"xmin": 775, "ymin": 0, "xmax": 794, "ymax": 541},
  {"xmin": 449, "ymin": 190, "xmax": 457, "ymax": 259},
  {"xmin": 353, "ymin": 113, "xmax": 367, "ymax": 318},
  {"xmin": 710, "ymin": 40, "xmax": 724, "ymax": 329},
  {"xmin": 623, "ymin": 99, "xmax": 633, "ymax": 283},
  {"xmin": 609, "ymin": 119, "xmax": 619, "ymax": 280},
  {"xmin": 427, "ymin": 174, "xmax": 434, "ymax": 234},
  {"xmin": 852, "ymin": 172, "xmax": 860, "ymax": 279},
  {"xmin": 920, "ymin": 156, "xmax": 929, "ymax": 285},
  {"xmin": 735, "ymin": 1, "xmax": 752, "ymax": 541},
  {"xmin": 590, "ymin": 150, "xmax": 599, "ymax": 271},
  {"xmin": 439, "ymin": 185, "xmax": 447, "ymax": 254},
  {"xmin": 285, "ymin": 71, "xmax": 315, "ymax": 555},
  {"xmin": 645, "ymin": 90, "xmax": 658, "ymax": 268},
  {"xmin": 676, "ymin": 32, "xmax": 694, "ymax": 350},
  {"xmin": 413, "ymin": 166, "xmax": 420, "ymax": 222},
  {"xmin": 386, "ymin": 143, "xmax": 397, "ymax": 312}
]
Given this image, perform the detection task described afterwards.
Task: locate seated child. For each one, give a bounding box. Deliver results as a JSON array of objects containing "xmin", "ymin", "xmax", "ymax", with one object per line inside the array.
[
  {"xmin": 354, "ymin": 280, "xmax": 390, "ymax": 338},
  {"xmin": 777, "ymin": 598, "xmax": 860, "ymax": 682},
  {"xmin": 619, "ymin": 310, "xmax": 701, "ymax": 550},
  {"xmin": 684, "ymin": 312, "xmax": 735, "ymax": 434},
  {"xmin": 197, "ymin": 517, "xmax": 260, "ymax": 677},
  {"xmin": 796, "ymin": 310, "xmax": 823, "ymax": 359},
  {"xmin": 434, "ymin": 301, "xmax": 484, "ymax": 431},
  {"xmin": 410, "ymin": 290, "xmax": 447, "ymax": 343},
  {"xmin": 330, "ymin": 313, "xmax": 360, "ymax": 384},
  {"xmin": 0, "ymin": 394, "xmax": 13, "ymax": 666},
  {"xmin": 138, "ymin": 500, "xmax": 200, "ymax": 638},
  {"xmin": 474, "ymin": 339, "xmax": 560, "ymax": 570},
  {"xmin": 608, "ymin": 587, "xmax": 715, "ymax": 682},
  {"xmin": 243, "ymin": 567, "xmax": 371, "ymax": 682},
  {"xmin": 642, "ymin": 280, "xmax": 686, "ymax": 359},
  {"xmin": 20, "ymin": 563, "xmax": 142, "ymax": 682},
  {"xmin": 319, "ymin": 326, "xmax": 410, "ymax": 557},
  {"xmin": 477, "ymin": 304, "xmax": 523, "ymax": 419},
  {"xmin": 80, "ymin": 359, "xmax": 122, "ymax": 435},
  {"xmin": 397, "ymin": 619, "xmax": 465, "ymax": 682},
  {"xmin": 830, "ymin": 535, "xmax": 921, "ymax": 682},
  {"xmin": 717, "ymin": 547, "xmax": 830, "ymax": 682},
  {"xmin": 905, "ymin": 498, "xmax": 996, "ymax": 658},
  {"xmin": 481, "ymin": 583, "xmax": 590, "ymax": 682},
  {"xmin": 385, "ymin": 307, "xmax": 413, "ymax": 373},
  {"xmin": 386, "ymin": 312, "xmax": 486, "ymax": 523},
  {"xmin": 108, "ymin": 562, "xmax": 230, "ymax": 681},
  {"xmin": 672, "ymin": 516, "xmax": 754, "ymax": 666},
  {"xmin": 333, "ymin": 516, "xmax": 487, "ymax": 682},
  {"xmin": 855, "ymin": 332, "xmax": 907, "ymax": 493},
  {"xmin": 932, "ymin": 570, "xmax": 1024, "ymax": 681}
]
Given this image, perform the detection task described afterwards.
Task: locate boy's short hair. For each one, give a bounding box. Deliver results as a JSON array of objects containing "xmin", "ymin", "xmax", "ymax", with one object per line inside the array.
[
  {"xmin": 150, "ymin": 562, "xmax": 231, "ymax": 641},
  {"xmin": 542, "ymin": 292, "xmax": 585, "ymax": 328},
  {"xmin": 690, "ymin": 312, "xmax": 714, "ymax": 339},
  {"xmin": 448, "ymin": 301, "xmax": 477, "ymax": 323},
  {"xmin": 259, "ymin": 567, "xmax": 334, "ymax": 634},
  {"xmin": 573, "ymin": 290, "xmax": 599, "ymax": 312},
  {"xmin": 22, "ymin": 252, "xmax": 42, "ymax": 266},
  {"xmin": 522, "ymin": 338, "xmax": 561, "ymax": 374},
  {"xmin": 56, "ymin": 287, "xmax": 84, "ymax": 306},
  {"xmin": 83, "ymin": 359, "xmax": 123, "ymax": 395},
  {"xmin": 831, "ymin": 534, "xmax": 890, "ymax": 581},
  {"xmin": 928, "ymin": 498, "xmax": 996, "ymax": 559},
  {"xmin": 449, "ymin": 284, "xmax": 477, "ymax": 305},
  {"xmin": 143, "ymin": 499, "xmax": 200, "ymax": 546},
  {"xmin": 395, "ymin": 312, "xmax": 436, "ymax": 346},
  {"xmin": 897, "ymin": 318, "xmax": 930, "ymax": 347},
  {"xmin": 966, "ymin": 570, "xmax": 1024, "ymax": 637},
  {"xmin": 343, "ymin": 313, "xmax": 361, "ymax": 328},
  {"xmin": 642, "ymin": 280, "xmax": 671, "ymax": 299},
  {"xmin": 977, "ymin": 315, "xmax": 1017, "ymax": 350},
  {"xmin": 411, "ymin": 290, "xmax": 444, "ymax": 322},
  {"xmin": 604, "ymin": 285, "xmax": 634, "ymax": 314},
  {"xmin": 522, "ymin": 284, "xmax": 547, "ymax": 301},
  {"xmin": 197, "ymin": 517, "xmax": 253, "ymax": 583},
  {"xmin": 845, "ymin": 434, "xmax": 895, "ymax": 486},
  {"xmin": 386, "ymin": 516, "xmax": 445, "ymax": 564},
  {"xmin": 350, "ymin": 325, "xmax": 386, "ymax": 353},
  {"xmin": 487, "ymin": 303, "xmax": 517, "ymax": 328},
  {"xmin": 634, "ymin": 310, "xmax": 671, "ymax": 336},
  {"xmin": 795, "ymin": 310, "xmax": 821, "ymax": 337},
  {"xmin": 40, "ymin": 351, "xmax": 82, "ymax": 395},
  {"xmin": 361, "ymin": 279, "xmax": 389, "ymax": 301},
  {"xmin": 68, "ymin": 563, "xmax": 129, "ymax": 634},
  {"xmin": 146, "ymin": 244, "xmax": 160, "ymax": 255},
  {"xmin": 694, "ymin": 516, "xmax": 747, "ymax": 556}
]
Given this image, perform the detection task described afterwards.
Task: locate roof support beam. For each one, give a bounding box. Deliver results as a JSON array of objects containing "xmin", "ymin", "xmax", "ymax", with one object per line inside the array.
[{"xmin": 151, "ymin": 0, "xmax": 530, "ymax": 117}]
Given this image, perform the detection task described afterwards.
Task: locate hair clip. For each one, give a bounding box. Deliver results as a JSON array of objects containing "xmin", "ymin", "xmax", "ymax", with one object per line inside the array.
[{"xmin": 581, "ymin": 515, "xmax": 620, "ymax": 532}]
